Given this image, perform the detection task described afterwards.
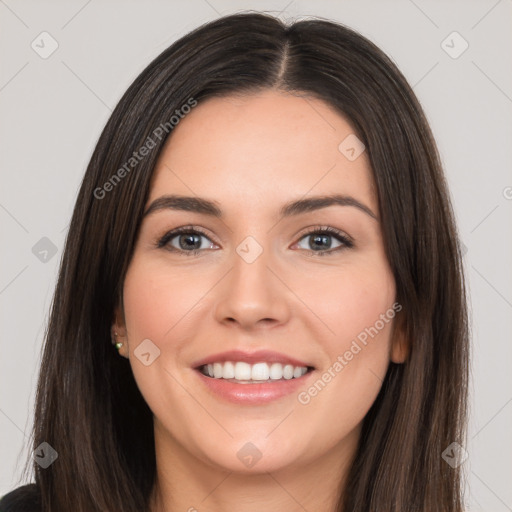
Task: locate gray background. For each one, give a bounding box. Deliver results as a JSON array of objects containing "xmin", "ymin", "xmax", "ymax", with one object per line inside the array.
[{"xmin": 1, "ymin": 1, "xmax": 511, "ymax": 510}]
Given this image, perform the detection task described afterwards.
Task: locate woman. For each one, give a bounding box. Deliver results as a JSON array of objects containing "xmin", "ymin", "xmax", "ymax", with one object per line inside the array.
[{"xmin": 0, "ymin": 11, "xmax": 469, "ymax": 512}]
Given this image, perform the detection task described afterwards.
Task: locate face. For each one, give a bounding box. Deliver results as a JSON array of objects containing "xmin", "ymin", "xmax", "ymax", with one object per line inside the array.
[{"xmin": 114, "ymin": 90, "xmax": 405, "ymax": 474}]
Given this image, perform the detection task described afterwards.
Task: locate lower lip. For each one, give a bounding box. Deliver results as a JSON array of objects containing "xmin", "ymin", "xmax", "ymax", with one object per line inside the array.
[{"xmin": 194, "ymin": 369, "xmax": 315, "ymax": 404}]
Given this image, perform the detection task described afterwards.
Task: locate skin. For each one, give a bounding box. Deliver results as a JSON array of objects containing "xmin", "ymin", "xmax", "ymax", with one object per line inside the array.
[{"xmin": 113, "ymin": 89, "xmax": 407, "ymax": 512}]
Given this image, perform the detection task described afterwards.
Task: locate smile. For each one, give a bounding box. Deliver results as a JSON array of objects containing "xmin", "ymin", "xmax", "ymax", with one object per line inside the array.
[
  {"xmin": 199, "ymin": 361, "xmax": 311, "ymax": 383},
  {"xmin": 192, "ymin": 349, "xmax": 316, "ymax": 404}
]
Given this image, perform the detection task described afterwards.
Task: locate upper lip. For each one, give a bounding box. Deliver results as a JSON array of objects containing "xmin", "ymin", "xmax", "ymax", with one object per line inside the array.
[{"xmin": 192, "ymin": 350, "xmax": 314, "ymax": 369}]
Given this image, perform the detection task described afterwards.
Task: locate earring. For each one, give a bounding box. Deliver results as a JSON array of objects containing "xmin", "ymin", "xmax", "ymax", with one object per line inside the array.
[{"xmin": 113, "ymin": 331, "xmax": 123, "ymax": 351}]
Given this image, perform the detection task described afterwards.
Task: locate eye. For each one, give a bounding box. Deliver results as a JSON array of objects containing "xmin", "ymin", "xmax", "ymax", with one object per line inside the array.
[
  {"xmin": 293, "ymin": 226, "xmax": 353, "ymax": 256},
  {"xmin": 157, "ymin": 226, "xmax": 217, "ymax": 256},
  {"xmin": 156, "ymin": 225, "xmax": 353, "ymax": 257}
]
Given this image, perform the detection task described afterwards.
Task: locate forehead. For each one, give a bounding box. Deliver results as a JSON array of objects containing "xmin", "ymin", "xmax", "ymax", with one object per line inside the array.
[{"xmin": 148, "ymin": 90, "xmax": 376, "ymax": 216}]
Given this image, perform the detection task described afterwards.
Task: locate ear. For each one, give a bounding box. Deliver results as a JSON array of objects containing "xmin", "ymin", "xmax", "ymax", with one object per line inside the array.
[
  {"xmin": 390, "ymin": 308, "xmax": 409, "ymax": 364},
  {"xmin": 111, "ymin": 304, "xmax": 129, "ymax": 359}
]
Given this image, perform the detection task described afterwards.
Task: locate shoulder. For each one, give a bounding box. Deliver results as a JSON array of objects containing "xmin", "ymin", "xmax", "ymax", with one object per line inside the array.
[{"xmin": 0, "ymin": 484, "xmax": 41, "ymax": 512}]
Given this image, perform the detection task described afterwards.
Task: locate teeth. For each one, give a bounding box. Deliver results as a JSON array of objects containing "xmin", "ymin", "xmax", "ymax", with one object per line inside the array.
[
  {"xmin": 269, "ymin": 363, "xmax": 283, "ymax": 380},
  {"xmin": 201, "ymin": 361, "xmax": 309, "ymax": 381},
  {"xmin": 293, "ymin": 366, "xmax": 303, "ymax": 378},
  {"xmin": 283, "ymin": 364, "xmax": 294, "ymax": 380},
  {"xmin": 235, "ymin": 362, "xmax": 252, "ymax": 380},
  {"xmin": 213, "ymin": 362, "xmax": 223, "ymax": 378},
  {"xmin": 251, "ymin": 362, "xmax": 270, "ymax": 380},
  {"xmin": 223, "ymin": 361, "xmax": 235, "ymax": 379}
]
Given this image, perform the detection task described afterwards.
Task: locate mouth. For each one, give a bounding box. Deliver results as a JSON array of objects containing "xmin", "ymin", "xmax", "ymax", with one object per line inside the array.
[
  {"xmin": 191, "ymin": 350, "xmax": 316, "ymax": 404},
  {"xmin": 197, "ymin": 361, "xmax": 315, "ymax": 384}
]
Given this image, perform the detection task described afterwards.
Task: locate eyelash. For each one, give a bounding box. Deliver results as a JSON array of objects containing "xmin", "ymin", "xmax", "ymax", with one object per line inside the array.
[{"xmin": 156, "ymin": 225, "xmax": 354, "ymax": 257}]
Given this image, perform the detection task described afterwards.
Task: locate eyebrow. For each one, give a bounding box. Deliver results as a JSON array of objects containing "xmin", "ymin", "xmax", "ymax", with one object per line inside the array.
[{"xmin": 143, "ymin": 194, "xmax": 377, "ymax": 221}]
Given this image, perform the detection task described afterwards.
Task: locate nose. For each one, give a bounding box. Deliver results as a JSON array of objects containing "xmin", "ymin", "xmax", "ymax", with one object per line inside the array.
[{"xmin": 213, "ymin": 242, "xmax": 291, "ymax": 331}]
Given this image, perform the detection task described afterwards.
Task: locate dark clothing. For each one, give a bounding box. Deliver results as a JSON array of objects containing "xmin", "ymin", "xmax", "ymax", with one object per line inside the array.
[{"xmin": 0, "ymin": 484, "xmax": 41, "ymax": 512}]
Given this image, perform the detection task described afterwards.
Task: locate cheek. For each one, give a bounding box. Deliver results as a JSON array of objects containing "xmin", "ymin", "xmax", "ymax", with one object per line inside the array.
[
  {"xmin": 120, "ymin": 258, "xmax": 206, "ymax": 420},
  {"xmin": 122, "ymin": 257, "xmax": 208, "ymax": 343},
  {"xmin": 120, "ymin": 258, "xmax": 202, "ymax": 399},
  {"xmin": 330, "ymin": 274, "xmax": 395, "ymax": 346},
  {"xmin": 294, "ymin": 258, "xmax": 396, "ymax": 433},
  {"xmin": 331, "ymin": 260, "xmax": 396, "ymax": 373},
  {"xmin": 301, "ymin": 253, "xmax": 396, "ymax": 349}
]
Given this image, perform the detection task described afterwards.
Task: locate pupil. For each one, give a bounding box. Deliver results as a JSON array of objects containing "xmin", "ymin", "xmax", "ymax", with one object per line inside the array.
[
  {"xmin": 180, "ymin": 234, "xmax": 201, "ymax": 250},
  {"xmin": 311, "ymin": 234, "xmax": 331, "ymax": 250}
]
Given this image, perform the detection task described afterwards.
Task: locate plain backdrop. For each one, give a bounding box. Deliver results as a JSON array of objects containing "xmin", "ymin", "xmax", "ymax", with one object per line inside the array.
[{"xmin": 1, "ymin": 1, "xmax": 511, "ymax": 510}]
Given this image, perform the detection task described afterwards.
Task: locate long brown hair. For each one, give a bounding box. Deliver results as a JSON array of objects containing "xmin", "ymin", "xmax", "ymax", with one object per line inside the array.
[{"xmin": 18, "ymin": 12, "xmax": 468, "ymax": 511}]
